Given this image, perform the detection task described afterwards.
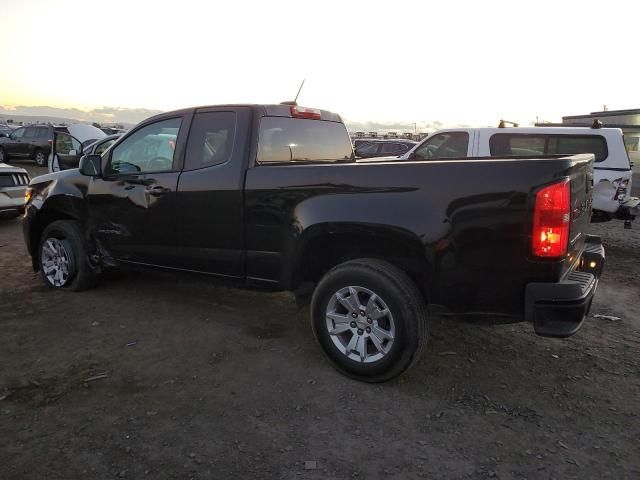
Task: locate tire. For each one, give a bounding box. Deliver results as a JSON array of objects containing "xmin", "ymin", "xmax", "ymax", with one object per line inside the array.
[
  {"xmin": 0, "ymin": 147, "xmax": 5, "ymax": 163},
  {"xmin": 33, "ymin": 149, "xmax": 46, "ymax": 166},
  {"xmin": 310, "ymin": 259, "xmax": 428, "ymax": 382},
  {"xmin": 38, "ymin": 220, "xmax": 98, "ymax": 291}
]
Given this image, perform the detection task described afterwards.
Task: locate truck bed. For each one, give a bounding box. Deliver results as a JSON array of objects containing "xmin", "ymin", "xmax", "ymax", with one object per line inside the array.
[{"xmin": 244, "ymin": 154, "xmax": 595, "ymax": 317}]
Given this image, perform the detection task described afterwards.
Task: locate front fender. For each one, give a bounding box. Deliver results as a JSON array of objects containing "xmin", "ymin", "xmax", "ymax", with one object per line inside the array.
[{"xmin": 23, "ymin": 170, "xmax": 90, "ymax": 256}]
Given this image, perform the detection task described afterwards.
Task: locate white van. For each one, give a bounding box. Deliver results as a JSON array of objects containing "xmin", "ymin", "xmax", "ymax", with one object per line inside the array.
[{"xmin": 399, "ymin": 126, "xmax": 639, "ymax": 226}]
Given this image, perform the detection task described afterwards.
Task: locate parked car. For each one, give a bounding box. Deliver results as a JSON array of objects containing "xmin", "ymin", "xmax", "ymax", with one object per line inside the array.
[
  {"xmin": 399, "ymin": 126, "xmax": 640, "ymax": 226},
  {"xmin": 49, "ymin": 134, "xmax": 122, "ymax": 172},
  {"xmin": 0, "ymin": 161, "xmax": 30, "ymax": 218},
  {"xmin": 355, "ymin": 139, "xmax": 417, "ymax": 158},
  {"xmin": 23, "ymin": 104, "xmax": 604, "ymax": 382},
  {"xmin": 0, "ymin": 124, "xmax": 106, "ymax": 166},
  {"xmin": 100, "ymin": 127, "xmax": 127, "ymax": 136}
]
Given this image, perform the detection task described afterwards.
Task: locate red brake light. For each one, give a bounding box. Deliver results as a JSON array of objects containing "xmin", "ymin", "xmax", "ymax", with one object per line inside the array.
[
  {"xmin": 48, "ymin": 139, "xmax": 53, "ymax": 145},
  {"xmin": 532, "ymin": 179, "xmax": 570, "ymax": 258},
  {"xmin": 290, "ymin": 106, "xmax": 321, "ymax": 120}
]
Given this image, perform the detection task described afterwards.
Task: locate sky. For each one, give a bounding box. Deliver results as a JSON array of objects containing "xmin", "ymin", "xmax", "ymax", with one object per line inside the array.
[{"xmin": 0, "ymin": 0, "xmax": 638, "ymax": 130}]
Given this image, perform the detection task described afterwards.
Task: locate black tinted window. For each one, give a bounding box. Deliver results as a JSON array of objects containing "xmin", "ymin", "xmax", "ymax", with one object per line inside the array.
[
  {"xmin": 185, "ymin": 112, "xmax": 236, "ymax": 170},
  {"xmin": 36, "ymin": 127, "xmax": 50, "ymax": 138},
  {"xmin": 490, "ymin": 134, "xmax": 608, "ymax": 162},
  {"xmin": 549, "ymin": 136, "xmax": 607, "ymax": 162},
  {"xmin": 257, "ymin": 117, "xmax": 353, "ymax": 164},
  {"xmin": 23, "ymin": 127, "xmax": 38, "ymax": 139},
  {"xmin": 381, "ymin": 143, "xmax": 401, "ymax": 154}
]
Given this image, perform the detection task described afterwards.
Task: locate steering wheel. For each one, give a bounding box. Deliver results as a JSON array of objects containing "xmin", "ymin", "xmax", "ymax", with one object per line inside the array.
[{"xmin": 146, "ymin": 156, "xmax": 171, "ymax": 171}]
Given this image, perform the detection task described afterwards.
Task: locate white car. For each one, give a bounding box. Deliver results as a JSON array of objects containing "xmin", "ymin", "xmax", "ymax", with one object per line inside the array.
[
  {"xmin": 48, "ymin": 124, "xmax": 107, "ymax": 173},
  {"xmin": 399, "ymin": 126, "xmax": 639, "ymax": 226},
  {"xmin": 0, "ymin": 162, "xmax": 30, "ymax": 219}
]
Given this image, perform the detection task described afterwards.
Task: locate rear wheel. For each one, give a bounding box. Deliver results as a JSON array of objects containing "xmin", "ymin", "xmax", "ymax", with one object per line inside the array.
[
  {"xmin": 311, "ymin": 259, "xmax": 428, "ymax": 382},
  {"xmin": 39, "ymin": 220, "xmax": 97, "ymax": 290},
  {"xmin": 33, "ymin": 149, "xmax": 46, "ymax": 166}
]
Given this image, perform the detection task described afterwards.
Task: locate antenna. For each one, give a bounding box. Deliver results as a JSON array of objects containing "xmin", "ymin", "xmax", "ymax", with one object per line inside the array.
[{"xmin": 281, "ymin": 79, "xmax": 306, "ymax": 106}]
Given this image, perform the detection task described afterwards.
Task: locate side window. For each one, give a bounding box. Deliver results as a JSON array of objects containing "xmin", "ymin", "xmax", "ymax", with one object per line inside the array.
[
  {"xmin": 10, "ymin": 127, "xmax": 25, "ymax": 139},
  {"xmin": 184, "ymin": 111, "xmax": 236, "ymax": 170},
  {"xmin": 547, "ymin": 136, "xmax": 608, "ymax": 162},
  {"xmin": 36, "ymin": 127, "xmax": 50, "ymax": 139},
  {"xmin": 490, "ymin": 134, "xmax": 546, "ymax": 156},
  {"xmin": 356, "ymin": 142, "xmax": 379, "ymax": 155},
  {"xmin": 108, "ymin": 117, "xmax": 181, "ymax": 174},
  {"xmin": 95, "ymin": 139, "xmax": 116, "ymax": 155},
  {"xmin": 55, "ymin": 133, "xmax": 81, "ymax": 155},
  {"xmin": 490, "ymin": 134, "xmax": 608, "ymax": 162},
  {"xmin": 414, "ymin": 132, "xmax": 469, "ymax": 160},
  {"xmin": 23, "ymin": 127, "xmax": 38, "ymax": 139},
  {"xmin": 381, "ymin": 142, "xmax": 401, "ymax": 154}
]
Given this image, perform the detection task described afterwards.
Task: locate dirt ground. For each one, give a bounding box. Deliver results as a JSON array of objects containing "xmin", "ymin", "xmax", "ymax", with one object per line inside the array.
[{"xmin": 0, "ymin": 164, "xmax": 639, "ymax": 479}]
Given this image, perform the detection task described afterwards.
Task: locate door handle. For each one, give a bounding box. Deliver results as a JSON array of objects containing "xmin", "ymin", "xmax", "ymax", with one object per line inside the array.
[{"xmin": 146, "ymin": 185, "xmax": 171, "ymax": 196}]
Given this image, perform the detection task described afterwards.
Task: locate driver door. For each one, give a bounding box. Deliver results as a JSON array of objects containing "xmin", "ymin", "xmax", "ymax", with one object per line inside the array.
[{"xmin": 87, "ymin": 115, "xmax": 186, "ymax": 266}]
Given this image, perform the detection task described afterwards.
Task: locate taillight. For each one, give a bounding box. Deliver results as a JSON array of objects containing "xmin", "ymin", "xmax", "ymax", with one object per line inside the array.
[
  {"xmin": 290, "ymin": 106, "xmax": 321, "ymax": 120},
  {"xmin": 532, "ymin": 179, "xmax": 570, "ymax": 258}
]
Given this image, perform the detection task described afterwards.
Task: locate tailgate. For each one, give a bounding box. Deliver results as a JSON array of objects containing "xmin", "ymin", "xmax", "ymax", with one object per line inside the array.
[{"xmin": 564, "ymin": 154, "xmax": 594, "ymax": 276}]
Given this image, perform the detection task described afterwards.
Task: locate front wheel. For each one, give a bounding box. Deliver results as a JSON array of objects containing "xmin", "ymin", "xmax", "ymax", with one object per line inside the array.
[
  {"xmin": 39, "ymin": 220, "xmax": 97, "ymax": 290},
  {"xmin": 311, "ymin": 259, "xmax": 428, "ymax": 382}
]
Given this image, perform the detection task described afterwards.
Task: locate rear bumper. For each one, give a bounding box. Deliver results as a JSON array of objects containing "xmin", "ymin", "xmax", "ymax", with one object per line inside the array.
[{"xmin": 525, "ymin": 235, "xmax": 605, "ymax": 338}]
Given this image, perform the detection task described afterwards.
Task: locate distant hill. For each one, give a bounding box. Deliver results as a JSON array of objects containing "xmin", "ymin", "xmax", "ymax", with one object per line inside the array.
[
  {"xmin": 0, "ymin": 105, "xmax": 163, "ymax": 128},
  {"xmin": 0, "ymin": 113, "xmax": 134, "ymax": 128}
]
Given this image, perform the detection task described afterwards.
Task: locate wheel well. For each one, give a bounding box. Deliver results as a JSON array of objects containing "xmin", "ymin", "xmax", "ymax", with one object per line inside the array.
[
  {"xmin": 30, "ymin": 210, "xmax": 74, "ymax": 262},
  {"xmin": 292, "ymin": 232, "xmax": 429, "ymax": 300}
]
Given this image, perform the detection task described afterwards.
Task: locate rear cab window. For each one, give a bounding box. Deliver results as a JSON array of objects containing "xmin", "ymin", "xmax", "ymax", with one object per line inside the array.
[
  {"xmin": 257, "ymin": 117, "xmax": 354, "ymax": 164},
  {"xmin": 489, "ymin": 134, "xmax": 608, "ymax": 162}
]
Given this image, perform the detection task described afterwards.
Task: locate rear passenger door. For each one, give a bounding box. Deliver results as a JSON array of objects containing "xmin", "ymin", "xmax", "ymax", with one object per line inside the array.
[{"xmin": 174, "ymin": 107, "xmax": 252, "ymax": 277}]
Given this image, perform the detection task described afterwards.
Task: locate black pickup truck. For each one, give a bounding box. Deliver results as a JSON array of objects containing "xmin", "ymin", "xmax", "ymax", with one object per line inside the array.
[{"xmin": 23, "ymin": 104, "xmax": 605, "ymax": 382}]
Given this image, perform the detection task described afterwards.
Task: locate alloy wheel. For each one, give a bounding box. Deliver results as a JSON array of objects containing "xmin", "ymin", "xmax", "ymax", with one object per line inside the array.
[
  {"xmin": 325, "ymin": 286, "xmax": 396, "ymax": 363},
  {"xmin": 41, "ymin": 238, "xmax": 73, "ymax": 287}
]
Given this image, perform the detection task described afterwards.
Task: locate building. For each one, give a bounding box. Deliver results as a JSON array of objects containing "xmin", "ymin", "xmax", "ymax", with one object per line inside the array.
[{"xmin": 536, "ymin": 108, "xmax": 640, "ymax": 161}]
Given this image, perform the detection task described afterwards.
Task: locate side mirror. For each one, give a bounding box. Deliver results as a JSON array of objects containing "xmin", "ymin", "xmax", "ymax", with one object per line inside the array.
[{"xmin": 79, "ymin": 154, "xmax": 101, "ymax": 177}]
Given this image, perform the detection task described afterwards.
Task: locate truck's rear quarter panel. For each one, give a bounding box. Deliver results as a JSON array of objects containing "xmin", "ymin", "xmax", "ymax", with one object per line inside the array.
[{"xmin": 244, "ymin": 155, "xmax": 594, "ymax": 317}]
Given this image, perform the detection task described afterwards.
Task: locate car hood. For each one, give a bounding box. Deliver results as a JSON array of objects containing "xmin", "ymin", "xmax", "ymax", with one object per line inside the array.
[
  {"xmin": 67, "ymin": 124, "xmax": 107, "ymax": 143},
  {"xmin": 30, "ymin": 167, "xmax": 87, "ymax": 186},
  {"xmin": 0, "ymin": 161, "xmax": 28, "ymax": 174}
]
